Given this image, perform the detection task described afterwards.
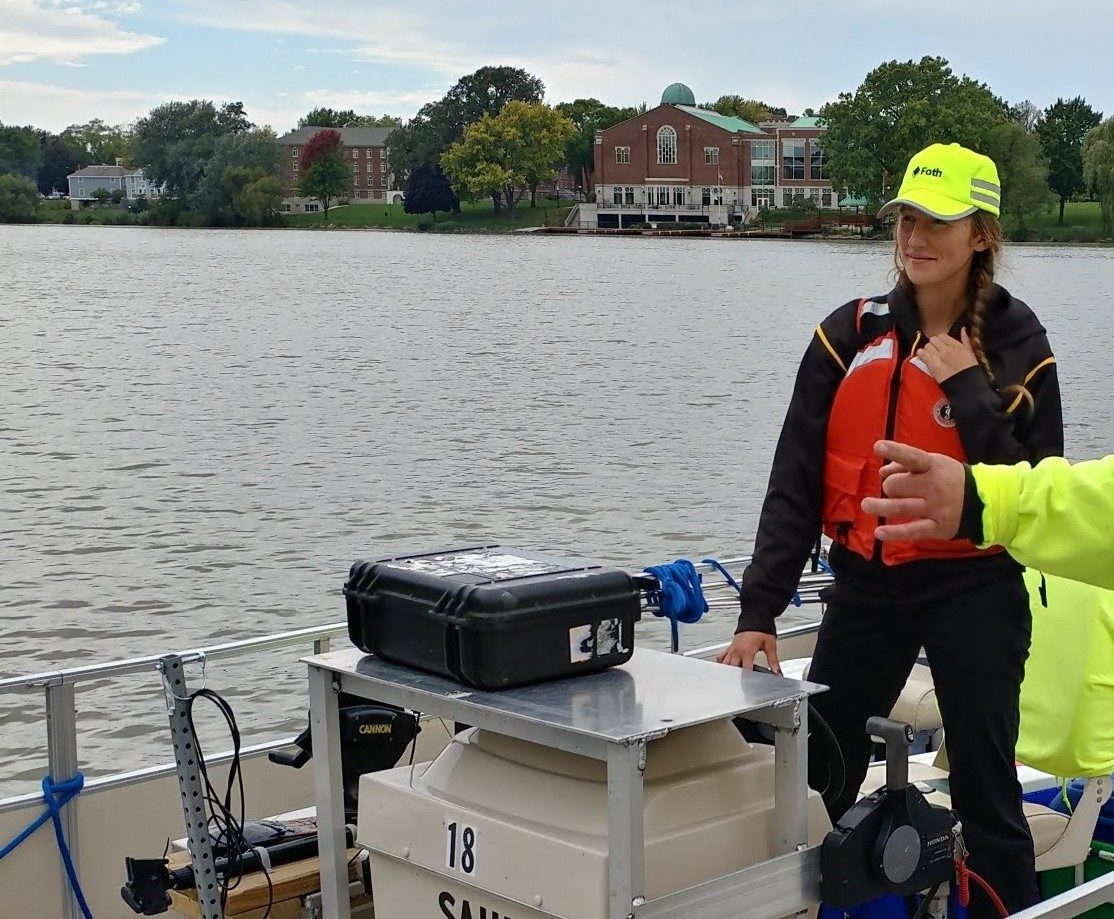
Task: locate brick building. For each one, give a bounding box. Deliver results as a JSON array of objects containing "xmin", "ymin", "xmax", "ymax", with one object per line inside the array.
[
  {"xmin": 277, "ymin": 126, "xmax": 402, "ymax": 211},
  {"xmin": 580, "ymin": 83, "xmax": 832, "ymax": 228}
]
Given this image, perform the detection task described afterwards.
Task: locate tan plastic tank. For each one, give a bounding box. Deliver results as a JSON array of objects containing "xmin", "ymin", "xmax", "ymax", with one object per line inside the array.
[{"xmin": 357, "ymin": 717, "xmax": 830, "ymax": 919}]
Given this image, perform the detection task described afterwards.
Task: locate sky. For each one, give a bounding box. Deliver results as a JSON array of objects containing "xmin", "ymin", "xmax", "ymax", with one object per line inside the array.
[{"xmin": 1, "ymin": 0, "xmax": 1112, "ymax": 134}]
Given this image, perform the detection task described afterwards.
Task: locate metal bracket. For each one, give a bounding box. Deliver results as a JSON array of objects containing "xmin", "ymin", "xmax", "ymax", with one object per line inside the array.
[{"xmin": 158, "ymin": 653, "xmax": 223, "ymax": 919}]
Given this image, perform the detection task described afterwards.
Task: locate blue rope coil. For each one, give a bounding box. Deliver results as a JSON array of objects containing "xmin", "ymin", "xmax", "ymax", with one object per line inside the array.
[
  {"xmin": 643, "ymin": 559, "xmax": 708, "ymax": 652},
  {"xmin": 0, "ymin": 773, "xmax": 95, "ymax": 919}
]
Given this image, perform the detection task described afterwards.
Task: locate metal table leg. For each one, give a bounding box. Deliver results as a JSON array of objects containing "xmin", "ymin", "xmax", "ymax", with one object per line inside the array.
[
  {"xmin": 309, "ymin": 666, "xmax": 351, "ymax": 919},
  {"xmin": 773, "ymin": 698, "xmax": 809, "ymax": 856},
  {"xmin": 607, "ymin": 741, "xmax": 646, "ymax": 919}
]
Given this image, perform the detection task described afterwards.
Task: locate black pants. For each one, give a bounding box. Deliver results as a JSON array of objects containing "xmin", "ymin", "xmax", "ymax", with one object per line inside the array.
[{"xmin": 808, "ymin": 572, "xmax": 1038, "ymax": 918}]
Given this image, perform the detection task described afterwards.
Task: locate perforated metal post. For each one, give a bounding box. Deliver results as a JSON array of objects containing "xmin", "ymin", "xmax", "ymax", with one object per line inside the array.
[{"xmin": 158, "ymin": 654, "xmax": 223, "ymax": 919}]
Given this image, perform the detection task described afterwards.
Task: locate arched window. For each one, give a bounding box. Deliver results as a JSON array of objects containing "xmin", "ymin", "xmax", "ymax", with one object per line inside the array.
[{"xmin": 657, "ymin": 126, "xmax": 677, "ymax": 165}]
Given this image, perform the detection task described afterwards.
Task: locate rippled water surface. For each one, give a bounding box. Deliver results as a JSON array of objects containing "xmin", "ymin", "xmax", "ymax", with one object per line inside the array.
[{"xmin": 2, "ymin": 225, "xmax": 1111, "ymax": 791}]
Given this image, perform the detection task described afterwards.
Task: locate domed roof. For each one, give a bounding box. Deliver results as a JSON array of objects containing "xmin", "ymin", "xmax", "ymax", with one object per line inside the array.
[{"xmin": 661, "ymin": 83, "xmax": 696, "ymax": 106}]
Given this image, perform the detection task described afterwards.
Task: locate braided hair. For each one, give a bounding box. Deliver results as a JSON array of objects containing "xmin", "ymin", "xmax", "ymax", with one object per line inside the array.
[{"xmin": 892, "ymin": 209, "xmax": 1033, "ymax": 414}]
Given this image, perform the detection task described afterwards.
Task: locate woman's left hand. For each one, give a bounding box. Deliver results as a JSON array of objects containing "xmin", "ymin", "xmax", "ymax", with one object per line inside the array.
[{"xmin": 917, "ymin": 328, "xmax": 978, "ymax": 383}]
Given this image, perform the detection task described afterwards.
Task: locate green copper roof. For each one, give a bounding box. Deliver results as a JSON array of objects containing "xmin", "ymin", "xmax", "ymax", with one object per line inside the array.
[
  {"xmin": 839, "ymin": 195, "xmax": 869, "ymax": 208},
  {"xmin": 792, "ymin": 116, "xmax": 823, "ymax": 128},
  {"xmin": 661, "ymin": 83, "xmax": 696, "ymax": 106},
  {"xmin": 675, "ymin": 105, "xmax": 765, "ymax": 135}
]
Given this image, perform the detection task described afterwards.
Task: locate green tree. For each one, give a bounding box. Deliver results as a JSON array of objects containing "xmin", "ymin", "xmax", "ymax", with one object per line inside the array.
[
  {"xmin": 131, "ymin": 100, "xmax": 254, "ymax": 199},
  {"xmin": 110, "ymin": 188, "xmax": 127, "ymax": 205},
  {"xmin": 297, "ymin": 108, "xmax": 401, "ymax": 129},
  {"xmin": 60, "ymin": 119, "xmax": 130, "ymax": 165},
  {"xmin": 297, "ymin": 128, "xmax": 350, "ymax": 218},
  {"xmin": 0, "ymin": 173, "xmax": 40, "ymax": 222},
  {"xmin": 388, "ymin": 66, "xmax": 545, "ymax": 211},
  {"xmin": 555, "ymin": 98, "xmax": 641, "ymax": 198},
  {"xmin": 91, "ymin": 187, "xmax": 112, "ymax": 207},
  {"xmin": 0, "ymin": 124, "xmax": 42, "ymax": 179},
  {"xmin": 1008, "ymin": 100, "xmax": 1043, "ymax": 134},
  {"xmin": 36, "ymin": 131, "xmax": 82, "ymax": 195},
  {"xmin": 441, "ymin": 101, "xmax": 574, "ymax": 218},
  {"xmin": 193, "ymin": 128, "xmax": 282, "ymax": 221},
  {"xmin": 702, "ymin": 95, "xmax": 786, "ymax": 122},
  {"xmin": 1037, "ymin": 97, "xmax": 1103, "ymax": 224},
  {"xmin": 819, "ymin": 56, "xmax": 1007, "ymax": 204},
  {"xmin": 235, "ymin": 174, "xmax": 284, "ymax": 224},
  {"xmin": 983, "ymin": 121, "xmax": 1052, "ymax": 232},
  {"xmin": 1083, "ymin": 118, "xmax": 1114, "ymax": 237}
]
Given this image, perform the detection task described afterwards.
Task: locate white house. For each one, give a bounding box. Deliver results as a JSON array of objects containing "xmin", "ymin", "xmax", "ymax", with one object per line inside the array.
[{"xmin": 67, "ymin": 166, "xmax": 160, "ymax": 208}]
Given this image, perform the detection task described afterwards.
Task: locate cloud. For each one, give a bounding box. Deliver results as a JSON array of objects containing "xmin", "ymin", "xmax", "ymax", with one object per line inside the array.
[
  {"xmin": 0, "ymin": 79, "xmax": 175, "ymax": 128},
  {"xmin": 300, "ymin": 87, "xmax": 441, "ymax": 112},
  {"xmin": 0, "ymin": 0, "xmax": 163, "ymax": 66},
  {"xmin": 173, "ymin": 0, "xmax": 477, "ymax": 74}
]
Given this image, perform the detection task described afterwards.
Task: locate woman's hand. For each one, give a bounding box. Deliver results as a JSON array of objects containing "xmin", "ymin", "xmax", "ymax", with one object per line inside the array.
[
  {"xmin": 917, "ymin": 328, "xmax": 978, "ymax": 383},
  {"xmin": 715, "ymin": 631, "xmax": 781, "ymax": 673}
]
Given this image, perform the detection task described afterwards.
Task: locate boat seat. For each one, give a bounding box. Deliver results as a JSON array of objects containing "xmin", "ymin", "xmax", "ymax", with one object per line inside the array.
[
  {"xmin": 782, "ymin": 658, "xmax": 942, "ymax": 735},
  {"xmin": 858, "ymin": 760, "xmax": 1110, "ymax": 870}
]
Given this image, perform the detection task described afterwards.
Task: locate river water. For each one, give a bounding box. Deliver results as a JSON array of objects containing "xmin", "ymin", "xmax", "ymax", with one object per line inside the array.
[{"xmin": 1, "ymin": 225, "xmax": 1111, "ymax": 791}]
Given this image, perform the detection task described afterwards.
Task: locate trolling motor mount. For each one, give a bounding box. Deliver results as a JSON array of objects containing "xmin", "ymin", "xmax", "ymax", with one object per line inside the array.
[
  {"xmin": 820, "ymin": 716, "xmax": 956, "ymax": 906},
  {"xmin": 269, "ymin": 694, "xmax": 420, "ymax": 822}
]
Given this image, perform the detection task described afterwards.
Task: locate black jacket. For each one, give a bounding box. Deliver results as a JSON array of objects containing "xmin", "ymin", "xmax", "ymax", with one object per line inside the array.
[{"xmin": 735, "ymin": 283, "xmax": 1063, "ymax": 635}]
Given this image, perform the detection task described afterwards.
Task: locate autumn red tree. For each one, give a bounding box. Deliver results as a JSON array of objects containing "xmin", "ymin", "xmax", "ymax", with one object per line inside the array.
[{"xmin": 298, "ymin": 129, "xmax": 350, "ymax": 218}]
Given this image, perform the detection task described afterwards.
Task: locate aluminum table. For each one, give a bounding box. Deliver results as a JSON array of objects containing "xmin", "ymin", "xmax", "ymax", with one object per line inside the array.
[{"xmin": 305, "ymin": 647, "xmax": 824, "ymax": 919}]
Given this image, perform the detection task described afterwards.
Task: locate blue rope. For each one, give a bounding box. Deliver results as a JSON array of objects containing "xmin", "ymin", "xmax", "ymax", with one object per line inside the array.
[
  {"xmin": 700, "ymin": 557, "xmax": 741, "ymax": 594},
  {"xmin": 643, "ymin": 559, "xmax": 708, "ymax": 651},
  {"xmin": 703, "ymin": 555, "xmax": 803, "ymax": 607},
  {"xmin": 0, "ymin": 773, "xmax": 94, "ymax": 919}
]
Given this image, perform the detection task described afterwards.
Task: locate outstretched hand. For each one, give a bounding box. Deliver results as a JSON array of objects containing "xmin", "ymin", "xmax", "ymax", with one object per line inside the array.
[{"xmin": 861, "ymin": 440, "xmax": 967, "ymax": 541}]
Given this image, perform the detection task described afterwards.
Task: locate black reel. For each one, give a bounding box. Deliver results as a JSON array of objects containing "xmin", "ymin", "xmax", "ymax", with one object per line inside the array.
[
  {"xmin": 820, "ymin": 717, "xmax": 956, "ymax": 907},
  {"xmin": 268, "ymin": 694, "xmax": 420, "ymax": 822}
]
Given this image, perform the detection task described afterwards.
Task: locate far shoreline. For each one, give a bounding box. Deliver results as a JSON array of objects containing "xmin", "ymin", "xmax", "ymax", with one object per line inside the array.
[{"xmin": 8, "ymin": 220, "xmax": 1112, "ymax": 246}]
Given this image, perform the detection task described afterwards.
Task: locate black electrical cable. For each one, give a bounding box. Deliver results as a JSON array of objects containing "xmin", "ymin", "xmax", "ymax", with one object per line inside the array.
[
  {"xmin": 909, "ymin": 882, "xmax": 942, "ymax": 919},
  {"xmin": 185, "ymin": 687, "xmax": 274, "ymax": 919},
  {"xmin": 751, "ymin": 664, "xmax": 847, "ymax": 807}
]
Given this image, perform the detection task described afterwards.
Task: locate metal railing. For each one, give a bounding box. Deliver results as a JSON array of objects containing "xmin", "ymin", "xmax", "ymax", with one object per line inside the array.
[
  {"xmin": 0, "ymin": 621, "xmax": 350, "ymax": 919},
  {"xmin": 0, "ymin": 621, "xmax": 348, "ymax": 800}
]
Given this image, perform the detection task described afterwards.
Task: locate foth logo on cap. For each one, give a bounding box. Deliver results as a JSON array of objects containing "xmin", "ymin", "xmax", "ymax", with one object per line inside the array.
[{"xmin": 912, "ymin": 166, "xmax": 944, "ymax": 178}]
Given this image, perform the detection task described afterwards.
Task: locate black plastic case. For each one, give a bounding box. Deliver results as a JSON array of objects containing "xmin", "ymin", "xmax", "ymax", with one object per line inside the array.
[{"xmin": 344, "ymin": 545, "xmax": 641, "ymax": 690}]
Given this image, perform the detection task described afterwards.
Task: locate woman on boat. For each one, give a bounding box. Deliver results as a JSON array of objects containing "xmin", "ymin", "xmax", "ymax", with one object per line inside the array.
[{"xmin": 718, "ymin": 142, "xmax": 1063, "ymax": 916}]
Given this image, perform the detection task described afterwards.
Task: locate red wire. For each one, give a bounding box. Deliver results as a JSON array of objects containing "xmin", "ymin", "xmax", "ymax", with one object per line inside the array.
[{"xmin": 956, "ymin": 859, "xmax": 1009, "ymax": 918}]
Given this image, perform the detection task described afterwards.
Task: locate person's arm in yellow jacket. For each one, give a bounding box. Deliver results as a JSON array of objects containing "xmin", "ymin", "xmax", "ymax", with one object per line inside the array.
[
  {"xmin": 971, "ymin": 454, "xmax": 1114, "ymax": 589},
  {"xmin": 862, "ymin": 441, "xmax": 1114, "ymax": 590}
]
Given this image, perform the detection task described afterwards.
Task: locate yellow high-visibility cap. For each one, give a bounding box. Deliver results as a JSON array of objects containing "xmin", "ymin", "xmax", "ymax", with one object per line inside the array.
[{"xmin": 877, "ymin": 142, "xmax": 1001, "ymax": 220}]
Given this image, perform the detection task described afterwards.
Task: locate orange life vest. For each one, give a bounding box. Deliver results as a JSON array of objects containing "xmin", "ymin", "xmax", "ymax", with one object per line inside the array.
[{"xmin": 821, "ymin": 298, "xmax": 1004, "ymax": 565}]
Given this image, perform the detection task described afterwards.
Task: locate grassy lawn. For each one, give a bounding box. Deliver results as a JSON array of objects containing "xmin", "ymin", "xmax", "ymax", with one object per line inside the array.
[
  {"xmin": 284, "ymin": 197, "xmax": 573, "ymax": 231},
  {"xmin": 1026, "ymin": 200, "xmax": 1106, "ymax": 240}
]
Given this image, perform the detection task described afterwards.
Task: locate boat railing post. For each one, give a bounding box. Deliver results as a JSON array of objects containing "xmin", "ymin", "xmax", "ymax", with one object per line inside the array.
[
  {"xmin": 45, "ymin": 680, "xmax": 82, "ymax": 919},
  {"xmin": 157, "ymin": 653, "xmax": 224, "ymax": 919},
  {"xmin": 314, "ymin": 636, "xmax": 331, "ymax": 655}
]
